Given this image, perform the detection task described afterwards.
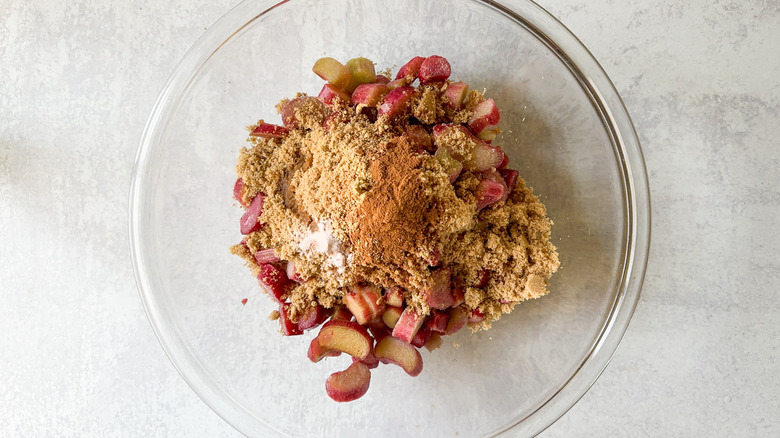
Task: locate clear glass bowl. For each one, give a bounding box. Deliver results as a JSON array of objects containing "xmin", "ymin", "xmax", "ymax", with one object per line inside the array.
[{"xmin": 129, "ymin": 0, "xmax": 650, "ymax": 436}]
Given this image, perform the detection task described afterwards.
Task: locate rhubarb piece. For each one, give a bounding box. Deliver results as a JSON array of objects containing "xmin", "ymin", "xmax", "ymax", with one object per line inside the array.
[
  {"xmin": 352, "ymin": 349, "xmax": 380, "ymax": 369},
  {"xmin": 253, "ymin": 248, "xmax": 280, "ymax": 265},
  {"xmin": 386, "ymin": 78, "xmax": 406, "ymax": 89},
  {"xmin": 395, "ymin": 56, "xmax": 425, "ymax": 80},
  {"xmin": 249, "ymin": 122, "xmax": 289, "ymax": 139},
  {"xmin": 381, "ymin": 306, "xmax": 403, "ymax": 329},
  {"xmin": 445, "ymin": 306, "xmax": 468, "ymax": 335},
  {"xmin": 424, "ymin": 332, "xmax": 443, "ymax": 352},
  {"xmin": 317, "ymin": 319, "xmax": 373, "ymax": 360},
  {"xmin": 451, "ymin": 286, "xmax": 465, "ymax": 307},
  {"xmin": 426, "ymin": 250, "xmax": 441, "ymax": 267},
  {"xmin": 312, "ymin": 57, "xmax": 352, "ymax": 90},
  {"xmin": 307, "ymin": 336, "xmax": 341, "ymax": 362},
  {"xmin": 375, "ymin": 336, "xmax": 424, "ymax": 377},
  {"xmin": 351, "ymin": 83, "xmax": 390, "ymax": 106},
  {"xmin": 499, "ymin": 168, "xmax": 519, "ymax": 192},
  {"xmin": 318, "ymin": 83, "xmax": 352, "ymax": 105},
  {"xmin": 233, "ymin": 178, "xmax": 247, "ymax": 206},
  {"xmin": 477, "ymin": 126, "xmax": 501, "ymax": 143},
  {"xmin": 476, "ymin": 269, "xmax": 491, "ymax": 288},
  {"xmin": 468, "ymin": 98, "xmax": 501, "ymax": 135},
  {"xmin": 281, "ymin": 96, "xmax": 329, "ymax": 129},
  {"xmin": 343, "ymin": 284, "xmax": 386, "ymax": 325},
  {"xmin": 325, "ymin": 362, "xmax": 371, "ymax": 402},
  {"xmin": 497, "ymin": 152, "xmax": 510, "ymax": 169},
  {"xmin": 418, "ymin": 55, "xmax": 451, "ymax": 85},
  {"xmin": 374, "ymin": 74, "xmax": 390, "ymax": 84},
  {"xmin": 462, "ymin": 141, "xmax": 506, "ymax": 172},
  {"xmin": 475, "ymin": 177, "xmax": 506, "ymax": 210},
  {"xmin": 423, "ymin": 268, "xmax": 453, "ymax": 310},
  {"xmin": 432, "ymin": 123, "xmax": 483, "ymax": 163},
  {"xmin": 468, "ymin": 308, "xmax": 485, "ymax": 323},
  {"xmin": 444, "ymin": 81, "xmax": 468, "ymax": 108},
  {"xmin": 435, "ymin": 147, "xmax": 463, "ymax": 183},
  {"xmin": 410, "ymin": 324, "xmax": 432, "ymax": 348},
  {"xmin": 239, "ymin": 193, "xmax": 265, "ymax": 234},
  {"xmin": 368, "ymin": 325, "xmax": 391, "ymax": 342},
  {"xmin": 392, "ymin": 307, "xmax": 425, "ymax": 343},
  {"xmin": 297, "ymin": 304, "xmax": 328, "ymax": 331},
  {"xmin": 345, "ymin": 57, "xmax": 377, "ymax": 93},
  {"xmin": 257, "ymin": 263, "xmax": 287, "ymax": 303},
  {"xmin": 285, "ymin": 260, "xmax": 306, "ymax": 283},
  {"xmin": 378, "ymin": 86, "xmax": 416, "ymax": 118},
  {"xmin": 331, "ymin": 304, "xmax": 353, "ymax": 321},
  {"xmin": 405, "ymin": 124, "xmax": 433, "ymax": 152},
  {"xmin": 279, "ymin": 303, "xmax": 303, "ymax": 336},
  {"xmin": 384, "ymin": 287, "xmax": 405, "ymax": 307},
  {"xmin": 426, "ymin": 311, "xmax": 450, "ymax": 333}
]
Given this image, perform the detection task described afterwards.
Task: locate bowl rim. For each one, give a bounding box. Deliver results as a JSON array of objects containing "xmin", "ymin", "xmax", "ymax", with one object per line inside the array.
[{"xmin": 129, "ymin": 0, "xmax": 651, "ymax": 436}]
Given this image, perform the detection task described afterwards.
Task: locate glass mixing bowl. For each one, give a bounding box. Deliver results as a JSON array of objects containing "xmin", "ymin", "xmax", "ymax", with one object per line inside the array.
[{"xmin": 129, "ymin": 0, "xmax": 650, "ymax": 436}]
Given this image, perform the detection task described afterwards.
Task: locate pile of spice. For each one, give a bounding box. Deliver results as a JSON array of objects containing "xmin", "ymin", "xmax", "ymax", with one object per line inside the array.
[{"xmin": 231, "ymin": 55, "xmax": 559, "ymax": 402}]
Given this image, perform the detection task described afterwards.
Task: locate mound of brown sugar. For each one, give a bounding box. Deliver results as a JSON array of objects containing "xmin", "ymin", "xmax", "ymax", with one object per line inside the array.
[{"xmin": 232, "ymin": 91, "xmax": 558, "ymax": 329}]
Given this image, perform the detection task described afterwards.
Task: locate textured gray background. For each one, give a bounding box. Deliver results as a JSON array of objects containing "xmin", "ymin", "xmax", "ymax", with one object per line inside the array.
[{"xmin": 1, "ymin": 0, "xmax": 778, "ymax": 436}]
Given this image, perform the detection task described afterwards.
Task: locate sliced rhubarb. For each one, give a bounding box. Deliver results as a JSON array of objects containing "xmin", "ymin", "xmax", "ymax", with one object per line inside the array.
[
  {"xmin": 345, "ymin": 57, "xmax": 377, "ymax": 93},
  {"xmin": 307, "ymin": 336, "xmax": 341, "ymax": 362},
  {"xmin": 381, "ymin": 306, "xmax": 403, "ymax": 329},
  {"xmin": 445, "ymin": 306, "xmax": 468, "ymax": 335},
  {"xmin": 476, "ymin": 269, "xmax": 491, "ymax": 288},
  {"xmin": 418, "ymin": 55, "xmax": 451, "ymax": 85},
  {"xmin": 352, "ymin": 349, "xmax": 380, "ymax": 369},
  {"xmin": 317, "ymin": 319, "xmax": 373, "ymax": 360},
  {"xmin": 325, "ymin": 362, "xmax": 371, "ymax": 402},
  {"xmin": 249, "ymin": 122, "xmax": 289, "ymax": 139},
  {"xmin": 468, "ymin": 308, "xmax": 485, "ymax": 324},
  {"xmin": 424, "ymin": 332, "xmax": 443, "ymax": 352},
  {"xmin": 253, "ymin": 248, "xmax": 279, "ymax": 265},
  {"xmin": 468, "ymin": 98, "xmax": 501, "ymax": 135},
  {"xmin": 475, "ymin": 178, "xmax": 506, "ymax": 210},
  {"xmin": 343, "ymin": 284, "xmax": 386, "ymax": 325},
  {"xmin": 257, "ymin": 263, "xmax": 288, "ymax": 303},
  {"xmin": 392, "ymin": 307, "xmax": 425, "ymax": 343},
  {"xmin": 405, "ymin": 124, "xmax": 432, "ymax": 152},
  {"xmin": 285, "ymin": 260, "xmax": 305, "ymax": 283},
  {"xmin": 384, "ymin": 287, "xmax": 405, "ymax": 307},
  {"xmin": 318, "ymin": 83, "xmax": 352, "ymax": 105},
  {"xmin": 279, "ymin": 303, "xmax": 303, "ymax": 336},
  {"xmin": 312, "ymin": 57, "xmax": 352, "ymax": 90},
  {"xmin": 499, "ymin": 168, "xmax": 519, "ymax": 192},
  {"xmin": 423, "ymin": 268, "xmax": 453, "ymax": 310},
  {"xmin": 396, "ymin": 56, "xmax": 425, "ymax": 80},
  {"xmin": 233, "ymin": 178, "xmax": 247, "ymax": 206},
  {"xmin": 444, "ymin": 81, "xmax": 468, "ymax": 108},
  {"xmin": 351, "ymin": 83, "xmax": 390, "ymax": 106},
  {"xmin": 451, "ymin": 286, "xmax": 465, "ymax": 307},
  {"xmin": 426, "ymin": 311, "xmax": 450, "ymax": 333},
  {"xmin": 297, "ymin": 304, "xmax": 328, "ymax": 331},
  {"xmin": 462, "ymin": 142, "xmax": 506, "ymax": 172},
  {"xmin": 375, "ymin": 336, "xmax": 423, "ymax": 377},
  {"xmin": 239, "ymin": 193, "xmax": 265, "ymax": 234},
  {"xmin": 378, "ymin": 86, "xmax": 416, "ymax": 118},
  {"xmin": 477, "ymin": 126, "xmax": 501, "ymax": 143},
  {"xmin": 410, "ymin": 324, "xmax": 432, "ymax": 348},
  {"xmin": 330, "ymin": 304, "xmax": 354, "ymax": 321}
]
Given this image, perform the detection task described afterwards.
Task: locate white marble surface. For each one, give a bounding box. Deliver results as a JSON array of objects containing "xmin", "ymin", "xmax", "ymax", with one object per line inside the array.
[{"xmin": 1, "ymin": 0, "xmax": 778, "ymax": 436}]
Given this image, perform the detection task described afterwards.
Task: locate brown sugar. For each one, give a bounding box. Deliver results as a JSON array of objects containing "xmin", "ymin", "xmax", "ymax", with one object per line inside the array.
[{"xmin": 233, "ymin": 83, "xmax": 559, "ymax": 330}]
